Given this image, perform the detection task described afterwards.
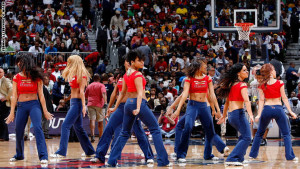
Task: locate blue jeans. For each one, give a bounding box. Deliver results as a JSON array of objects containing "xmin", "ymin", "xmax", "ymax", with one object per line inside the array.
[
  {"xmin": 108, "ymin": 98, "xmax": 169, "ymax": 166},
  {"xmin": 174, "ymin": 106, "xmax": 226, "ymax": 155},
  {"xmin": 14, "ymin": 100, "xmax": 48, "ymax": 160},
  {"xmin": 249, "ymin": 105, "xmax": 295, "ymax": 160},
  {"xmin": 56, "ymin": 98, "xmax": 95, "ymax": 156},
  {"xmin": 226, "ymin": 109, "xmax": 251, "ymax": 162},
  {"xmin": 5, "ymin": 54, "xmax": 16, "ymax": 67},
  {"xmin": 177, "ymin": 101, "xmax": 216, "ymax": 160},
  {"xmin": 95, "ymin": 103, "xmax": 153, "ymax": 162}
]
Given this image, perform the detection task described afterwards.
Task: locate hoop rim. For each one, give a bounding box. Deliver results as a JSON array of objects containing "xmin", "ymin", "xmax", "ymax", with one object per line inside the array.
[{"xmin": 234, "ymin": 23, "xmax": 254, "ymax": 27}]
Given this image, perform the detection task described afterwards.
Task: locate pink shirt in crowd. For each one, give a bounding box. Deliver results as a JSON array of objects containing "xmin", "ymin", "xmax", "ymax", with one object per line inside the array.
[{"xmin": 85, "ymin": 82, "xmax": 106, "ymax": 108}]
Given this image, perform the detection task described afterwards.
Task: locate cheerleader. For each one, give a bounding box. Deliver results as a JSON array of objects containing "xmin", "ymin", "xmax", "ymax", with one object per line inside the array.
[
  {"xmin": 249, "ymin": 63, "xmax": 298, "ymax": 161},
  {"xmin": 6, "ymin": 54, "xmax": 53, "ymax": 164},
  {"xmin": 90, "ymin": 59, "xmax": 154, "ymax": 163},
  {"xmin": 217, "ymin": 63, "xmax": 254, "ymax": 166},
  {"xmin": 50, "ymin": 55, "xmax": 95, "ymax": 158},
  {"xmin": 171, "ymin": 59, "xmax": 226, "ymax": 162},
  {"xmin": 106, "ymin": 50, "xmax": 170, "ymax": 167}
]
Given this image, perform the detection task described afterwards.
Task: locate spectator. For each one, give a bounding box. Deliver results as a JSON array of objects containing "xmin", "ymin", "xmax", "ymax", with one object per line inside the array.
[
  {"xmin": 155, "ymin": 56, "xmax": 168, "ymax": 72},
  {"xmin": 29, "ymin": 41, "xmax": 43, "ymax": 54},
  {"xmin": 101, "ymin": 73, "xmax": 114, "ymax": 103},
  {"xmin": 45, "ymin": 42, "xmax": 58, "ymax": 54},
  {"xmin": 55, "ymin": 99, "xmax": 68, "ymax": 112},
  {"xmin": 137, "ymin": 42, "xmax": 152, "ymax": 67},
  {"xmin": 0, "ymin": 68, "xmax": 12, "ymax": 141},
  {"xmin": 52, "ymin": 77, "xmax": 70, "ymax": 106},
  {"xmin": 96, "ymin": 59, "xmax": 108, "ymax": 75},
  {"xmin": 85, "ymin": 74, "xmax": 107, "ymax": 142},
  {"xmin": 43, "ymin": 75, "xmax": 54, "ymax": 94},
  {"xmin": 54, "ymin": 56, "xmax": 67, "ymax": 71},
  {"xmin": 215, "ymin": 47, "xmax": 228, "ymax": 71},
  {"xmin": 110, "ymin": 10, "xmax": 125, "ymax": 42},
  {"xmin": 41, "ymin": 76, "xmax": 54, "ymax": 139},
  {"xmin": 168, "ymin": 55, "xmax": 181, "ymax": 72},
  {"xmin": 52, "ymin": 65, "xmax": 61, "ymax": 81},
  {"xmin": 46, "ymin": 68, "xmax": 56, "ymax": 82},
  {"xmin": 96, "ymin": 21, "xmax": 110, "ymax": 56},
  {"xmin": 8, "ymin": 36, "xmax": 20, "ymax": 52},
  {"xmin": 157, "ymin": 98, "xmax": 178, "ymax": 138},
  {"xmin": 162, "ymin": 87, "xmax": 174, "ymax": 106},
  {"xmin": 80, "ymin": 39, "xmax": 92, "ymax": 52},
  {"xmin": 286, "ymin": 62, "xmax": 299, "ymax": 98},
  {"xmin": 269, "ymin": 55, "xmax": 285, "ymax": 79}
]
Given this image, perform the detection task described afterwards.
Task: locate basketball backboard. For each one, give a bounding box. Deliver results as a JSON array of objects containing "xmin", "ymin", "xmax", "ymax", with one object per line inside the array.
[{"xmin": 210, "ymin": 0, "xmax": 282, "ymax": 33}]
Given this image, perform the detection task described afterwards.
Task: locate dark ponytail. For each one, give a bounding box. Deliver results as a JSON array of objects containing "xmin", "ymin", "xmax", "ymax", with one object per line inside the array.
[{"xmin": 16, "ymin": 54, "xmax": 44, "ymax": 81}]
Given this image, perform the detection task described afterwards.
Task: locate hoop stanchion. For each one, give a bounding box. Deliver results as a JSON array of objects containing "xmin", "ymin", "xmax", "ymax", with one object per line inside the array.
[{"xmin": 234, "ymin": 23, "xmax": 254, "ymax": 41}]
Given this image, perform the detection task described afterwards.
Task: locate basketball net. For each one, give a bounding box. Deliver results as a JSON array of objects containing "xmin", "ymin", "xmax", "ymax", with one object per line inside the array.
[{"xmin": 234, "ymin": 23, "xmax": 254, "ymax": 41}]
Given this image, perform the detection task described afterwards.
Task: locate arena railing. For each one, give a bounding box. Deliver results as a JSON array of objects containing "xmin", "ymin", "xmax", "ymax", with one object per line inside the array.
[{"xmin": 106, "ymin": 40, "xmax": 119, "ymax": 70}]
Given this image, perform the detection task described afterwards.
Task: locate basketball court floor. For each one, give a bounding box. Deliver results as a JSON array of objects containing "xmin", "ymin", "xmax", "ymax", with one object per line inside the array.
[{"xmin": 1, "ymin": 137, "xmax": 300, "ymax": 168}]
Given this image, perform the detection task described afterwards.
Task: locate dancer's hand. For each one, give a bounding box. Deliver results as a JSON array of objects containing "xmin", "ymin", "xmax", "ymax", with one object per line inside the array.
[
  {"xmin": 215, "ymin": 111, "xmax": 222, "ymax": 120},
  {"xmin": 44, "ymin": 111, "xmax": 54, "ymax": 120},
  {"xmin": 255, "ymin": 115, "xmax": 260, "ymax": 123},
  {"xmin": 133, "ymin": 109, "xmax": 140, "ymax": 115},
  {"xmin": 106, "ymin": 108, "xmax": 115, "ymax": 118},
  {"xmin": 211, "ymin": 109, "xmax": 216, "ymax": 118},
  {"xmin": 166, "ymin": 107, "xmax": 174, "ymax": 116},
  {"xmin": 171, "ymin": 110, "xmax": 180, "ymax": 120},
  {"xmin": 82, "ymin": 106, "xmax": 87, "ymax": 117},
  {"xmin": 290, "ymin": 112, "xmax": 297, "ymax": 119},
  {"xmin": 5, "ymin": 113, "xmax": 15, "ymax": 124},
  {"xmin": 249, "ymin": 115, "xmax": 254, "ymax": 125},
  {"xmin": 217, "ymin": 116, "xmax": 225, "ymax": 124}
]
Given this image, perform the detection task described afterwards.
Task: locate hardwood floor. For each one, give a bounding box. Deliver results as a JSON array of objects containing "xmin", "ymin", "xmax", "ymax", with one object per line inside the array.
[{"xmin": 0, "ymin": 137, "xmax": 299, "ymax": 168}]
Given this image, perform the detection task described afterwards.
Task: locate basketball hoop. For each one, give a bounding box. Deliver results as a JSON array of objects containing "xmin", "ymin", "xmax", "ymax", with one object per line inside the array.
[{"xmin": 234, "ymin": 23, "xmax": 254, "ymax": 41}]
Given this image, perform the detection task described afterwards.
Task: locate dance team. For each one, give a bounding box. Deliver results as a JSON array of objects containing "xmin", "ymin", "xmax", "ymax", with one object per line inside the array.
[{"xmin": 5, "ymin": 51, "xmax": 298, "ymax": 166}]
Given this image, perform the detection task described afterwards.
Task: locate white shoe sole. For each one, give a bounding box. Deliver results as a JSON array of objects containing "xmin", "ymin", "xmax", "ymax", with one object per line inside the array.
[{"xmin": 225, "ymin": 162, "xmax": 243, "ymax": 166}]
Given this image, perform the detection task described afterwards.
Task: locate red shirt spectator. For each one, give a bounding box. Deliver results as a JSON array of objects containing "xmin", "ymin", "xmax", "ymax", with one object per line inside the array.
[
  {"xmin": 54, "ymin": 62, "xmax": 67, "ymax": 71},
  {"xmin": 85, "ymin": 81, "xmax": 107, "ymax": 108},
  {"xmin": 161, "ymin": 116, "xmax": 178, "ymax": 132},
  {"xmin": 155, "ymin": 60, "xmax": 168, "ymax": 72},
  {"xmin": 85, "ymin": 52, "xmax": 99, "ymax": 64}
]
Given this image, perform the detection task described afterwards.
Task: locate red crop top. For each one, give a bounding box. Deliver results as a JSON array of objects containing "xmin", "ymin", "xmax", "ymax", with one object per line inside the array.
[
  {"xmin": 124, "ymin": 71, "xmax": 146, "ymax": 92},
  {"xmin": 259, "ymin": 80, "xmax": 284, "ymax": 98},
  {"xmin": 185, "ymin": 75, "xmax": 212, "ymax": 93},
  {"xmin": 117, "ymin": 78, "xmax": 123, "ymax": 92},
  {"xmin": 228, "ymin": 82, "xmax": 248, "ymax": 101},
  {"xmin": 69, "ymin": 76, "xmax": 87, "ymax": 88},
  {"xmin": 13, "ymin": 74, "xmax": 39, "ymax": 95}
]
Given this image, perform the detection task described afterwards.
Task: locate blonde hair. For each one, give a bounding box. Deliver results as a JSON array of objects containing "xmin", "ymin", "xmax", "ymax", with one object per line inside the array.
[{"xmin": 62, "ymin": 55, "xmax": 91, "ymax": 85}]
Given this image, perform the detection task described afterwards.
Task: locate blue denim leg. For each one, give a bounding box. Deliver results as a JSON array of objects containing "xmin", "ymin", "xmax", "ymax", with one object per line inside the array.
[
  {"xmin": 29, "ymin": 101, "xmax": 48, "ymax": 160},
  {"xmin": 96, "ymin": 103, "xmax": 125, "ymax": 162},
  {"xmin": 4, "ymin": 55, "xmax": 10, "ymax": 67},
  {"xmin": 56, "ymin": 99, "xmax": 95, "ymax": 156},
  {"xmin": 177, "ymin": 100, "xmax": 203, "ymax": 159},
  {"xmin": 174, "ymin": 114, "xmax": 186, "ymax": 154},
  {"xmin": 14, "ymin": 102, "xmax": 30, "ymax": 160},
  {"xmin": 250, "ymin": 106, "xmax": 295, "ymax": 160},
  {"xmin": 132, "ymin": 119, "xmax": 154, "ymax": 160},
  {"xmin": 226, "ymin": 109, "xmax": 251, "ymax": 162},
  {"xmin": 207, "ymin": 106, "xmax": 226, "ymax": 153},
  {"xmin": 108, "ymin": 99, "xmax": 169, "ymax": 166},
  {"xmin": 197, "ymin": 106, "xmax": 215, "ymax": 160}
]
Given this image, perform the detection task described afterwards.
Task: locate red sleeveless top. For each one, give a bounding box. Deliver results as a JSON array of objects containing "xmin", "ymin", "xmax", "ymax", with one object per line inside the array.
[
  {"xmin": 69, "ymin": 76, "xmax": 87, "ymax": 88},
  {"xmin": 185, "ymin": 75, "xmax": 212, "ymax": 93},
  {"xmin": 259, "ymin": 80, "xmax": 284, "ymax": 98},
  {"xmin": 13, "ymin": 74, "xmax": 40, "ymax": 95},
  {"xmin": 124, "ymin": 71, "xmax": 146, "ymax": 92},
  {"xmin": 117, "ymin": 77, "xmax": 123, "ymax": 92},
  {"xmin": 228, "ymin": 82, "xmax": 248, "ymax": 101}
]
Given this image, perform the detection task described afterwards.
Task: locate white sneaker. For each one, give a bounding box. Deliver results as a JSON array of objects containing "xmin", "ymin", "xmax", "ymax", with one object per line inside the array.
[
  {"xmin": 178, "ymin": 158, "xmax": 186, "ymax": 163},
  {"xmin": 90, "ymin": 158, "xmax": 100, "ymax": 163},
  {"xmin": 40, "ymin": 159, "xmax": 48, "ymax": 164},
  {"xmin": 170, "ymin": 153, "xmax": 177, "ymax": 158},
  {"xmin": 211, "ymin": 157, "xmax": 219, "ymax": 161},
  {"xmin": 293, "ymin": 157, "xmax": 298, "ymax": 162},
  {"xmin": 81, "ymin": 153, "xmax": 94, "ymax": 157},
  {"xmin": 225, "ymin": 162, "xmax": 243, "ymax": 166},
  {"xmin": 166, "ymin": 162, "xmax": 173, "ymax": 167},
  {"xmin": 105, "ymin": 154, "xmax": 110, "ymax": 159},
  {"xmin": 147, "ymin": 159, "xmax": 154, "ymax": 164},
  {"xmin": 223, "ymin": 147, "xmax": 230, "ymax": 157},
  {"xmin": 50, "ymin": 153, "xmax": 65, "ymax": 158},
  {"xmin": 9, "ymin": 157, "xmax": 17, "ymax": 162},
  {"xmin": 249, "ymin": 156, "xmax": 256, "ymax": 160}
]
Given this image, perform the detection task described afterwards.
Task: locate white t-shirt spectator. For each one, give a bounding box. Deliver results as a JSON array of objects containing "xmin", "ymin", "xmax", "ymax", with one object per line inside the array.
[
  {"xmin": 8, "ymin": 40, "xmax": 20, "ymax": 51},
  {"xmin": 52, "ymin": 71, "xmax": 61, "ymax": 81},
  {"xmin": 28, "ymin": 46, "xmax": 43, "ymax": 53},
  {"xmin": 216, "ymin": 57, "xmax": 229, "ymax": 68},
  {"xmin": 164, "ymin": 92, "xmax": 174, "ymax": 106}
]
